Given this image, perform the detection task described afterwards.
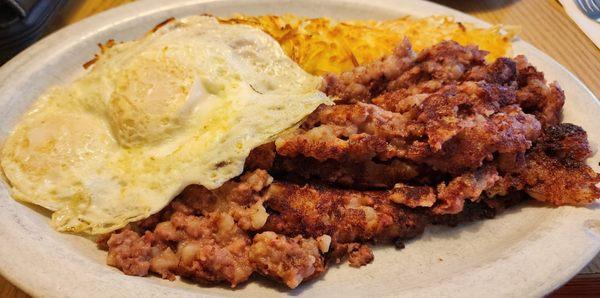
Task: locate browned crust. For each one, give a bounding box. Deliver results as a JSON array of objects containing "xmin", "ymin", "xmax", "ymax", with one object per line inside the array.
[{"xmin": 151, "ymin": 17, "xmax": 175, "ymax": 33}]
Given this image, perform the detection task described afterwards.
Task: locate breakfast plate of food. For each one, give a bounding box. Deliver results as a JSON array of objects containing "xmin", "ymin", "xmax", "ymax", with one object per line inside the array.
[{"xmin": 0, "ymin": 0, "xmax": 598, "ymax": 297}]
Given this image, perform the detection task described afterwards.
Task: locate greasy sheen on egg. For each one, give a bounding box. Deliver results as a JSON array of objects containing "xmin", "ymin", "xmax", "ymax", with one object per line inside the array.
[{"xmin": 0, "ymin": 16, "xmax": 331, "ymax": 234}]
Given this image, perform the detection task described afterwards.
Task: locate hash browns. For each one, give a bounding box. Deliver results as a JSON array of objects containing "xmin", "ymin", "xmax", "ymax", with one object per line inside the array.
[{"xmin": 220, "ymin": 14, "xmax": 517, "ymax": 75}]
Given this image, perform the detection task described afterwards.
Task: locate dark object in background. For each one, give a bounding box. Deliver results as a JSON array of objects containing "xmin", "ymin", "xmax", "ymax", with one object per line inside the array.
[{"xmin": 0, "ymin": 0, "xmax": 67, "ymax": 65}]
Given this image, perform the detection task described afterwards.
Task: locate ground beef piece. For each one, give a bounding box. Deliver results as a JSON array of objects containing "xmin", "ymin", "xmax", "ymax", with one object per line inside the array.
[
  {"xmin": 328, "ymin": 242, "xmax": 374, "ymax": 267},
  {"xmin": 514, "ymin": 55, "xmax": 565, "ymax": 127},
  {"xmin": 274, "ymin": 156, "xmax": 422, "ymax": 189},
  {"xmin": 106, "ymin": 230, "xmax": 154, "ymax": 277},
  {"xmin": 322, "ymin": 38, "xmax": 416, "ymax": 103},
  {"xmin": 277, "ymin": 81, "xmax": 542, "ymax": 175},
  {"xmin": 109, "ymin": 212, "xmax": 254, "ymax": 287},
  {"xmin": 262, "ymin": 181, "xmax": 429, "ymax": 243},
  {"xmin": 485, "ymin": 124, "xmax": 600, "ymax": 206},
  {"xmin": 250, "ymin": 231, "xmax": 326, "ymax": 288}
]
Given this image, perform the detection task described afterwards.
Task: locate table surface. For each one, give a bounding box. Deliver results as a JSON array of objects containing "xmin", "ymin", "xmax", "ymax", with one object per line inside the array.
[{"xmin": 1, "ymin": 0, "xmax": 599, "ymax": 297}]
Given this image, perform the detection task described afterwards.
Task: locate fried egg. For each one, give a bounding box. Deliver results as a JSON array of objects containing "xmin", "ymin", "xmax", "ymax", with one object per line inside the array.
[{"xmin": 0, "ymin": 16, "xmax": 331, "ymax": 234}]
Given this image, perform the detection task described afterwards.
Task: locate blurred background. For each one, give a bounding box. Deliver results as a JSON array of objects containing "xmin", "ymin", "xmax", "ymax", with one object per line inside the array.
[
  {"xmin": 0, "ymin": 0, "xmax": 133, "ymax": 65},
  {"xmin": 0, "ymin": 0, "xmax": 66, "ymax": 64}
]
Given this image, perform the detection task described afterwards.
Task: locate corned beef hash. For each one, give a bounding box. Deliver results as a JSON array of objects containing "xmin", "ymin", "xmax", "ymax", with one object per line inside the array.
[{"xmin": 1, "ymin": 14, "xmax": 597, "ymax": 290}]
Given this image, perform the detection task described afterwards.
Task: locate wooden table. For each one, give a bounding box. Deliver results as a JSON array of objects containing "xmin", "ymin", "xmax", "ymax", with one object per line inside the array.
[{"xmin": 1, "ymin": 0, "xmax": 598, "ymax": 297}]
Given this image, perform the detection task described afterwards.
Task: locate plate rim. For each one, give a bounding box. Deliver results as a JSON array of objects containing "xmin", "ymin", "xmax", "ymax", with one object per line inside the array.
[{"xmin": 0, "ymin": 0, "xmax": 598, "ymax": 297}]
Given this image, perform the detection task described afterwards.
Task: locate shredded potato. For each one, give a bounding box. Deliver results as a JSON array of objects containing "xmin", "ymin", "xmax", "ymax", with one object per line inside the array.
[{"xmin": 220, "ymin": 15, "xmax": 518, "ymax": 75}]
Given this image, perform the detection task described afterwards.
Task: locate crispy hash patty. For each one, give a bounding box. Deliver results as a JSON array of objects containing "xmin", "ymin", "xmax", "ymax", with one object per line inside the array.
[
  {"xmin": 102, "ymin": 40, "xmax": 599, "ymax": 289},
  {"xmin": 220, "ymin": 14, "xmax": 517, "ymax": 75}
]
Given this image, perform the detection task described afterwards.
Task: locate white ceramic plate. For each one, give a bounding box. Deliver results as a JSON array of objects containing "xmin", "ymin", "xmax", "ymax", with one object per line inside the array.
[{"xmin": 0, "ymin": 0, "xmax": 599, "ymax": 297}]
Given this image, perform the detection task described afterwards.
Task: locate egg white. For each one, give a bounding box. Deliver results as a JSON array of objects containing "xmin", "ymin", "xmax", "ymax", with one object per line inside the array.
[{"xmin": 0, "ymin": 16, "xmax": 331, "ymax": 234}]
